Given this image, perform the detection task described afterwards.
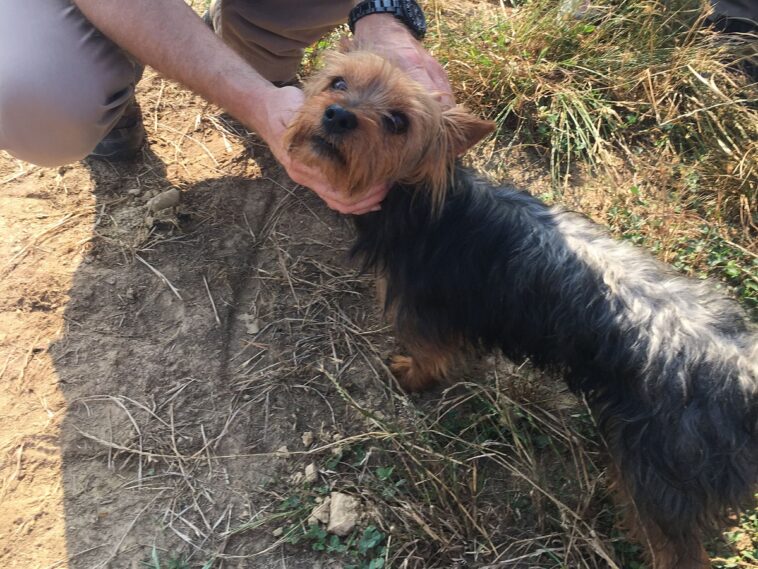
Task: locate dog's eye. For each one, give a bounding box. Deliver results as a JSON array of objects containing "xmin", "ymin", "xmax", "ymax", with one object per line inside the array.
[
  {"xmin": 330, "ymin": 77, "xmax": 348, "ymax": 91},
  {"xmin": 382, "ymin": 111, "xmax": 409, "ymax": 135}
]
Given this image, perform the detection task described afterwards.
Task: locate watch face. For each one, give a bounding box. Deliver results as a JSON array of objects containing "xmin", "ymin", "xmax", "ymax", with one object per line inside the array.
[{"xmin": 402, "ymin": 0, "xmax": 427, "ymax": 36}]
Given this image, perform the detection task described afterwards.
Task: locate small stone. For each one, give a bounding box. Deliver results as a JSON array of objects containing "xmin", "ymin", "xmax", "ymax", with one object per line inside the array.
[
  {"xmin": 127, "ymin": 188, "xmax": 142, "ymax": 196},
  {"xmin": 307, "ymin": 497, "xmax": 331, "ymax": 526},
  {"xmin": 275, "ymin": 445, "xmax": 289, "ymax": 457},
  {"xmin": 302, "ymin": 431, "xmax": 314, "ymax": 447},
  {"xmin": 272, "ymin": 527, "xmax": 284, "ymax": 538},
  {"xmin": 147, "ymin": 188, "xmax": 181, "ymax": 213},
  {"xmin": 327, "ymin": 492, "xmax": 360, "ymax": 537},
  {"xmin": 242, "ymin": 315, "xmax": 260, "ymax": 335},
  {"xmin": 304, "ymin": 463, "xmax": 318, "ymax": 483}
]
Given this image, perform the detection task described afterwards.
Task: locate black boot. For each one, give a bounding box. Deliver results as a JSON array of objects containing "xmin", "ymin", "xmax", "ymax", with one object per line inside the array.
[{"xmin": 89, "ymin": 97, "xmax": 145, "ymax": 162}]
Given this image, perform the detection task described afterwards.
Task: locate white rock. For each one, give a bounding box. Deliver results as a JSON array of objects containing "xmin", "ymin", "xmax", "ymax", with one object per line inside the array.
[
  {"xmin": 307, "ymin": 497, "xmax": 331, "ymax": 526},
  {"xmin": 327, "ymin": 492, "xmax": 360, "ymax": 537},
  {"xmin": 238, "ymin": 314, "xmax": 261, "ymax": 335},
  {"xmin": 302, "ymin": 431, "xmax": 314, "ymax": 447},
  {"xmin": 147, "ymin": 188, "xmax": 181, "ymax": 213},
  {"xmin": 305, "ymin": 463, "xmax": 318, "ymax": 483}
]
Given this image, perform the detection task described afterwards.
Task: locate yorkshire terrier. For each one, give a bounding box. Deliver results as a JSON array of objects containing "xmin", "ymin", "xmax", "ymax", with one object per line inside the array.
[{"xmin": 285, "ymin": 48, "xmax": 758, "ymax": 569}]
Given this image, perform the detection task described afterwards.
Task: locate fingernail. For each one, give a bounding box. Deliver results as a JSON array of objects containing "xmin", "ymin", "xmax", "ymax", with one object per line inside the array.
[{"xmin": 371, "ymin": 206, "xmax": 381, "ymax": 212}]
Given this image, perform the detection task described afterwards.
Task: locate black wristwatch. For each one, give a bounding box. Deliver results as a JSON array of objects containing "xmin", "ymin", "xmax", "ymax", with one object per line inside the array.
[{"xmin": 348, "ymin": 0, "xmax": 427, "ymax": 40}]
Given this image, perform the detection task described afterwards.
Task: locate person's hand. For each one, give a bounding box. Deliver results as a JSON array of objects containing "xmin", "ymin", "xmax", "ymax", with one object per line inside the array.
[
  {"xmin": 256, "ymin": 85, "xmax": 389, "ymax": 215},
  {"xmin": 353, "ymin": 14, "xmax": 455, "ymax": 109}
]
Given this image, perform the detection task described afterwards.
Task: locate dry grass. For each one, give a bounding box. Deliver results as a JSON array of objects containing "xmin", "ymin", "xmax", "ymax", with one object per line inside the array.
[
  {"xmin": 428, "ymin": 0, "xmax": 757, "ymax": 310},
  {"xmin": 432, "ymin": 0, "xmax": 756, "ymax": 200}
]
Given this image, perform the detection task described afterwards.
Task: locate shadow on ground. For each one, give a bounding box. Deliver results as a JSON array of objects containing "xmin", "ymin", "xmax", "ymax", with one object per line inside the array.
[{"xmin": 47, "ymin": 143, "xmax": 390, "ymax": 567}]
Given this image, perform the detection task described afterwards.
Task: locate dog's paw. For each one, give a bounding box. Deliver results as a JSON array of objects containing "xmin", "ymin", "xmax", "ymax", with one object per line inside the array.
[{"xmin": 390, "ymin": 355, "xmax": 439, "ymax": 392}]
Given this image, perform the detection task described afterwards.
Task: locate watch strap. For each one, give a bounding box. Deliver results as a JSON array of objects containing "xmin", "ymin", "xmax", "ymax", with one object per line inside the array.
[
  {"xmin": 348, "ymin": 0, "xmax": 425, "ymax": 40},
  {"xmin": 349, "ymin": 0, "xmax": 400, "ymax": 30}
]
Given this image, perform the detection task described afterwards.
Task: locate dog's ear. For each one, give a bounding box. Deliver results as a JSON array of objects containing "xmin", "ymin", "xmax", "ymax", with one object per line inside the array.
[
  {"xmin": 409, "ymin": 107, "xmax": 494, "ymax": 213},
  {"xmin": 442, "ymin": 106, "xmax": 495, "ymax": 156}
]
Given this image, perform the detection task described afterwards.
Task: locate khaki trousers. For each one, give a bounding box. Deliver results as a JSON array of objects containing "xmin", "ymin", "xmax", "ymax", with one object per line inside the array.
[{"xmin": 0, "ymin": 0, "xmax": 353, "ymax": 167}]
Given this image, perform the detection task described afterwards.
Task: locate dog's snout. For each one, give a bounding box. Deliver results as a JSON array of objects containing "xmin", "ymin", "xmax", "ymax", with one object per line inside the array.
[{"xmin": 322, "ymin": 104, "xmax": 357, "ymax": 135}]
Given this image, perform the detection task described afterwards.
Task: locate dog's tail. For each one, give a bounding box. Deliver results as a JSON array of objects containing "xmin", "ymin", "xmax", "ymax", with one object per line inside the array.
[
  {"xmin": 546, "ymin": 208, "xmax": 758, "ymax": 568},
  {"xmin": 596, "ymin": 330, "xmax": 758, "ymax": 568}
]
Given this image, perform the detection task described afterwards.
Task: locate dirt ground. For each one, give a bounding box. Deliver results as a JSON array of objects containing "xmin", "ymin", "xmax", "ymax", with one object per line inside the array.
[{"xmin": 0, "ymin": 64, "xmax": 413, "ymax": 568}]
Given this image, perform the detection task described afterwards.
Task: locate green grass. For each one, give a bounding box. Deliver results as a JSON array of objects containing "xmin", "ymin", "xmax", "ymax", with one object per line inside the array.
[
  {"xmin": 285, "ymin": 521, "xmax": 388, "ymax": 569},
  {"xmin": 254, "ymin": 368, "xmax": 757, "ymax": 567}
]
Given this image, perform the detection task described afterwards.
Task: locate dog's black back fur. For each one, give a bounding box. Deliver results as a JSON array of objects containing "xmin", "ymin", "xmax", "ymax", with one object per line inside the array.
[{"xmin": 352, "ymin": 165, "xmax": 758, "ymax": 551}]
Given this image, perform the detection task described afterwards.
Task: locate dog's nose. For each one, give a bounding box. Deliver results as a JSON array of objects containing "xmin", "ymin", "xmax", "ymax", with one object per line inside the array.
[{"xmin": 322, "ymin": 104, "xmax": 357, "ymax": 135}]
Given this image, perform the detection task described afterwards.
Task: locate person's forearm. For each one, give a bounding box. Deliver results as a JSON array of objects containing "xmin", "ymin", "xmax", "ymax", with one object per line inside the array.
[{"xmin": 72, "ymin": 0, "xmax": 277, "ymax": 135}]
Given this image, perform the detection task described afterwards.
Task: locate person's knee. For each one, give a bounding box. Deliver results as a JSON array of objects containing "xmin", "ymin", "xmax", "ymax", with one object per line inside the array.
[
  {"xmin": 0, "ymin": 72, "xmax": 119, "ymax": 167},
  {"xmin": 0, "ymin": 0, "xmax": 138, "ymax": 167}
]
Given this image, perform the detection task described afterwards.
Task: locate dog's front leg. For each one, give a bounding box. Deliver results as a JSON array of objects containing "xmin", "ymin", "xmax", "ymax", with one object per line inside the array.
[
  {"xmin": 389, "ymin": 325, "xmax": 458, "ymax": 392},
  {"xmin": 376, "ymin": 275, "xmax": 459, "ymax": 392},
  {"xmin": 389, "ymin": 351, "xmax": 454, "ymax": 392}
]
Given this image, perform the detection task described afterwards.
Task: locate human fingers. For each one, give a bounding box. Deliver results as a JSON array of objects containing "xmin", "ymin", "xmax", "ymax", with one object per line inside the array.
[{"xmin": 316, "ymin": 181, "xmax": 389, "ymax": 214}]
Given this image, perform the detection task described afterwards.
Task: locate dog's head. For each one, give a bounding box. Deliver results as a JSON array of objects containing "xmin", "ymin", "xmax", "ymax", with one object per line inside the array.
[{"xmin": 285, "ymin": 49, "xmax": 494, "ymax": 207}]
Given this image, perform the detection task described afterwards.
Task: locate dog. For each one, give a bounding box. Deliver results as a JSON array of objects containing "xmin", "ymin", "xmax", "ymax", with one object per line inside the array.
[{"xmin": 285, "ymin": 48, "xmax": 758, "ymax": 569}]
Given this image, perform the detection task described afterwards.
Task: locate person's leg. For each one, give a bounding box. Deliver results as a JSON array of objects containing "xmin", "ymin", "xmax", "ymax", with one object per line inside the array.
[
  {"xmin": 212, "ymin": 0, "xmax": 354, "ymax": 84},
  {"xmin": 0, "ymin": 0, "xmax": 140, "ymax": 167}
]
